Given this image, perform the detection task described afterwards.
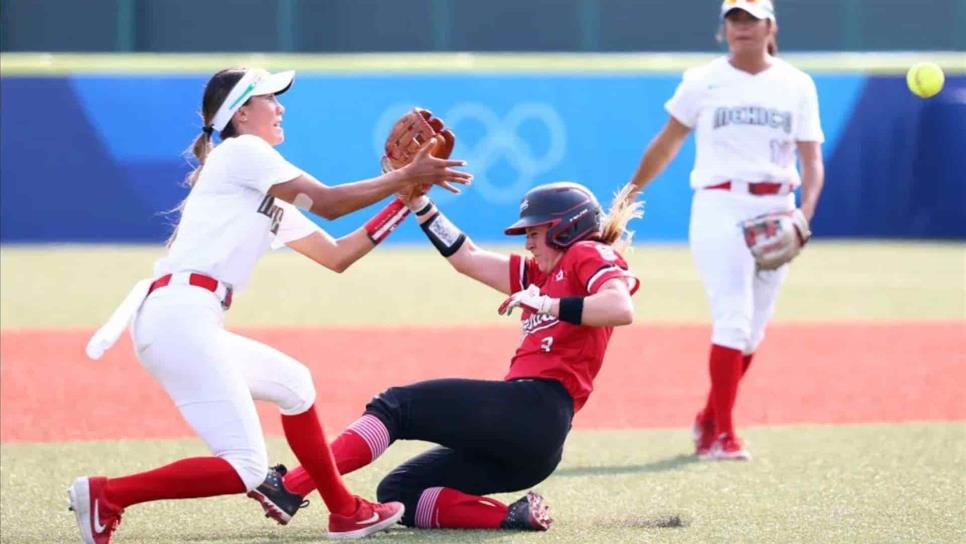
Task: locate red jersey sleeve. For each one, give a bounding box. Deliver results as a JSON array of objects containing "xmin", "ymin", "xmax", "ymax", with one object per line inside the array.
[
  {"xmin": 508, "ymin": 253, "xmax": 545, "ymax": 293},
  {"xmin": 567, "ymin": 242, "xmax": 639, "ymax": 295}
]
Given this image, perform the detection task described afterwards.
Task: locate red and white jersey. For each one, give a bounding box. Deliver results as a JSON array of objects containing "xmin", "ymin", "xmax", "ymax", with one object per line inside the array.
[
  {"xmin": 504, "ymin": 240, "xmax": 639, "ymax": 412},
  {"xmin": 154, "ymin": 135, "xmax": 320, "ymax": 293},
  {"xmin": 666, "ymin": 56, "xmax": 824, "ymax": 189}
]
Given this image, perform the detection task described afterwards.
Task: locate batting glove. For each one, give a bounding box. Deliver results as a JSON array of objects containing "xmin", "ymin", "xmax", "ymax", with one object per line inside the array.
[{"xmin": 498, "ymin": 285, "xmax": 553, "ymax": 316}]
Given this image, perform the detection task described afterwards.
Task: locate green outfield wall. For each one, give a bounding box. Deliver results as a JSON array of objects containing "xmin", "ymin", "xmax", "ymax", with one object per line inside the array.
[{"xmin": 2, "ymin": 0, "xmax": 965, "ymax": 53}]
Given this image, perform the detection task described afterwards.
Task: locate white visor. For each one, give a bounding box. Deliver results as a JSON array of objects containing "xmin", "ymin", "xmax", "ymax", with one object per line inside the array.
[
  {"xmin": 210, "ymin": 69, "xmax": 295, "ymax": 132},
  {"xmin": 720, "ymin": 0, "xmax": 775, "ymax": 21}
]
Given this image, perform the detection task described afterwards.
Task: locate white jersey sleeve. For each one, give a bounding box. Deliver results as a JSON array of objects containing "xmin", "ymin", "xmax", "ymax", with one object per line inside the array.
[
  {"xmin": 795, "ymin": 75, "xmax": 825, "ymax": 143},
  {"xmin": 270, "ymin": 200, "xmax": 321, "ymax": 249},
  {"xmin": 222, "ymin": 135, "xmax": 303, "ymax": 194},
  {"xmin": 664, "ymin": 67, "xmax": 708, "ymax": 128}
]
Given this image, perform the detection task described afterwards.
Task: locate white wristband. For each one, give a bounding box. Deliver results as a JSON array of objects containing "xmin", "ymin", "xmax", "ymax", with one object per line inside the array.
[{"xmin": 409, "ymin": 195, "xmax": 432, "ymax": 215}]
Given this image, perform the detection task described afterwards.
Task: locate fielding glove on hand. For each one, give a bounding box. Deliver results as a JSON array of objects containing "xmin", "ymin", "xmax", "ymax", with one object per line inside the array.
[
  {"xmin": 740, "ymin": 208, "xmax": 811, "ymax": 271},
  {"xmin": 498, "ymin": 285, "xmax": 553, "ymax": 317},
  {"xmin": 381, "ymin": 107, "xmax": 456, "ymax": 201}
]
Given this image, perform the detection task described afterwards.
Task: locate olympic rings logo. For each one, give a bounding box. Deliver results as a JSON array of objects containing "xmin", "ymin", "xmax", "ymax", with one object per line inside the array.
[{"xmin": 374, "ymin": 102, "xmax": 567, "ymax": 203}]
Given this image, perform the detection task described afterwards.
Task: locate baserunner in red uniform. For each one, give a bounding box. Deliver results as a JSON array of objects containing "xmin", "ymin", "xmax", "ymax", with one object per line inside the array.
[{"xmin": 250, "ymin": 182, "xmax": 642, "ymax": 531}]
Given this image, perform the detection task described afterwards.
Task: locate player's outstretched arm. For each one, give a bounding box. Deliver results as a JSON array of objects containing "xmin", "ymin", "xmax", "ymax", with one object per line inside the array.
[
  {"xmin": 286, "ymin": 193, "xmax": 421, "ymax": 273},
  {"xmin": 271, "ymin": 141, "xmax": 471, "ymax": 220},
  {"xmin": 625, "ymin": 116, "xmax": 691, "ymax": 200},
  {"xmin": 285, "ymin": 228, "xmax": 377, "ymax": 273},
  {"xmin": 405, "ymin": 196, "xmax": 512, "ymax": 294}
]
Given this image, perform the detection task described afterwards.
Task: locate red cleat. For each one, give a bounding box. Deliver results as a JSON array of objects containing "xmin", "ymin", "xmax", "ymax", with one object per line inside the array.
[
  {"xmin": 328, "ymin": 497, "xmax": 404, "ymax": 540},
  {"xmin": 707, "ymin": 432, "xmax": 751, "ymax": 461},
  {"xmin": 68, "ymin": 476, "xmax": 123, "ymax": 544}
]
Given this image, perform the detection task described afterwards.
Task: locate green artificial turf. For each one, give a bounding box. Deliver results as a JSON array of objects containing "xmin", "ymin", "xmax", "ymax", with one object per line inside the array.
[
  {"xmin": 2, "ymin": 423, "xmax": 963, "ymax": 543},
  {"xmin": 1, "ymin": 241, "xmax": 963, "ymax": 329}
]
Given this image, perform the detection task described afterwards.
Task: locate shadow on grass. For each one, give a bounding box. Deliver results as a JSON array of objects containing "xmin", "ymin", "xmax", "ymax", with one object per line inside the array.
[{"xmin": 554, "ymin": 453, "xmax": 698, "ymax": 477}]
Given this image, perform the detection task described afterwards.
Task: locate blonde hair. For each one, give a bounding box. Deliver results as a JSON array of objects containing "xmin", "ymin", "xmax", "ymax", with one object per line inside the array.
[
  {"xmin": 597, "ymin": 184, "xmax": 645, "ymax": 254},
  {"xmin": 166, "ymin": 68, "xmax": 247, "ymax": 246}
]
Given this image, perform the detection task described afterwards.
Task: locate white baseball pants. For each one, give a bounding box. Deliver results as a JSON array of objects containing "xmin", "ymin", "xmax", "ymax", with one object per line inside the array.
[
  {"xmin": 130, "ymin": 285, "xmax": 316, "ymax": 491},
  {"xmin": 689, "ymin": 189, "xmax": 795, "ymax": 354}
]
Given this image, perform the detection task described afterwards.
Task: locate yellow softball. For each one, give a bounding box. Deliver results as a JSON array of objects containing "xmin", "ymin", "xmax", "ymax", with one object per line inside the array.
[{"xmin": 906, "ymin": 62, "xmax": 945, "ymax": 99}]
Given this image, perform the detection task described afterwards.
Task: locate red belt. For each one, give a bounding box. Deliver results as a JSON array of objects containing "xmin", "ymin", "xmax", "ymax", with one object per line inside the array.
[
  {"xmin": 706, "ymin": 181, "xmax": 790, "ymax": 196},
  {"xmin": 148, "ymin": 273, "xmax": 233, "ymax": 309}
]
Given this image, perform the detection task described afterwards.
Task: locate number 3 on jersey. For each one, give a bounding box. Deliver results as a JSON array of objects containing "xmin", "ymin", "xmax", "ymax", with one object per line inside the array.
[{"xmin": 540, "ymin": 337, "xmax": 554, "ymax": 352}]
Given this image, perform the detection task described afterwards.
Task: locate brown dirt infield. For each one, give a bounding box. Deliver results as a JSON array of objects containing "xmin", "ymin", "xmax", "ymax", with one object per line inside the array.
[{"xmin": 1, "ymin": 322, "xmax": 963, "ymax": 443}]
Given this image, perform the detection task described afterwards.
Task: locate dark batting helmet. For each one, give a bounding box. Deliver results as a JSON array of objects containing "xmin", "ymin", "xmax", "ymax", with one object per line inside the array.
[{"xmin": 504, "ymin": 181, "xmax": 602, "ymax": 249}]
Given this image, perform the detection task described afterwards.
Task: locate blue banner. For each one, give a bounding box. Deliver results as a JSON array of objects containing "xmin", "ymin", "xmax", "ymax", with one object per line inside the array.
[{"xmin": 2, "ymin": 72, "xmax": 963, "ymax": 242}]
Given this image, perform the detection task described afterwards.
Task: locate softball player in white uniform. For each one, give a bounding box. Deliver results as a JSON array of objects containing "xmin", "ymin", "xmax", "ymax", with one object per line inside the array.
[
  {"xmin": 625, "ymin": 0, "xmax": 825, "ymax": 460},
  {"xmin": 69, "ymin": 67, "xmax": 470, "ymax": 543}
]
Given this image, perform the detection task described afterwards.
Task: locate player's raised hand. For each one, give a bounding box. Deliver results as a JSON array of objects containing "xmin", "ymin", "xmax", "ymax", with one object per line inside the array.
[
  {"xmin": 400, "ymin": 138, "xmax": 472, "ymax": 194},
  {"xmin": 381, "ymin": 108, "xmax": 470, "ymax": 196},
  {"xmin": 498, "ymin": 285, "xmax": 553, "ymax": 316}
]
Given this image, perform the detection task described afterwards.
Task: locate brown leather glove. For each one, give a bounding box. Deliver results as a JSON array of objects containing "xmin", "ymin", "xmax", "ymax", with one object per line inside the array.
[{"xmin": 380, "ymin": 108, "xmax": 456, "ymax": 200}]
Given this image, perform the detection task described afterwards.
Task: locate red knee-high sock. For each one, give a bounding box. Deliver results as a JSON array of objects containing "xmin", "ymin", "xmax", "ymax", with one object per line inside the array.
[
  {"xmin": 283, "ymin": 466, "xmax": 315, "ymax": 498},
  {"xmin": 709, "ymin": 344, "xmax": 744, "ymax": 436},
  {"xmin": 699, "ymin": 391, "xmax": 715, "ymax": 423},
  {"xmin": 330, "ymin": 430, "xmax": 374, "ymax": 475},
  {"xmin": 414, "ymin": 487, "xmax": 507, "ymax": 529},
  {"xmin": 741, "ymin": 353, "xmax": 754, "ymax": 377},
  {"xmin": 700, "ymin": 353, "xmax": 751, "ymax": 422},
  {"xmin": 700, "ymin": 352, "xmax": 754, "ymax": 423},
  {"xmin": 281, "ymin": 406, "xmax": 355, "ymax": 516},
  {"xmin": 283, "ymin": 431, "xmax": 372, "ymax": 497},
  {"xmin": 284, "ymin": 413, "xmax": 391, "ymax": 497},
  {"xmin": 104, "ymin": 457, "xmax": 246, "ymax": 508}
]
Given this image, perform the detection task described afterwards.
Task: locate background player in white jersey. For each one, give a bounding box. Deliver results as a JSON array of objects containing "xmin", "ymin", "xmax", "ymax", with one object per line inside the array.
[
  {"xmin": 623, "ymin": 0, "xmax": 825, "ymax": 460},
  {"xmin": 69, "ymin": 67, "xmax": 470, "ymax": 543}
]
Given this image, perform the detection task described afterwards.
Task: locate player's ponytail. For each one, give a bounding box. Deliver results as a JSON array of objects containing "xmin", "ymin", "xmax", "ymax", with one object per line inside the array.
[
  {"xmin": 185, "ymin": 129, "xmax": 213, "ymax": 189},
  {"xmin": 183, "ymin": 68, "xmax": 245, "ymax": 188},
  {"xmin": 598, "ymin": 184, "xmax": 645, "ymax": 254},
  {"xmin": 166, "ymin": 68, "xmax": 246, "ymax": 246}
]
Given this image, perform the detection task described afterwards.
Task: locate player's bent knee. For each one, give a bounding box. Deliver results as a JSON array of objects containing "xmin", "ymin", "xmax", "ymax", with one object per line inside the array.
[
  {"xmin": 376, "ymin": 467, "xmax": 423, "ymax": 504},
  {"xmin": 376, "ymin": 473, "xmax": 421, "ymax": 527},
  {"xmin": 277, "ymin": 365, "xmax": 317, "ymax": 415},
  {"xmin": 365, "ymin": 387, "xmax": 404, "ymax": 422},
  {"xmin": 376, "ymin": 473, "xmax": 405, "ymax": 504},
  {"xmin": 279, "ymin": 381, "xmax": 316, "ymax": 415},
  {"xmin": 223, "ymin": 451, "xmax": 269, "ymax": 492}
]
